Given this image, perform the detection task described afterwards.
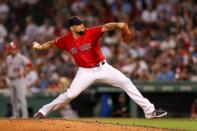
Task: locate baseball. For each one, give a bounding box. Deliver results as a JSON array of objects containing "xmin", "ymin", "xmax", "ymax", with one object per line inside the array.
[{"xmin": 33, "ymin": 42, "xmax": 40, "ymax": 49}]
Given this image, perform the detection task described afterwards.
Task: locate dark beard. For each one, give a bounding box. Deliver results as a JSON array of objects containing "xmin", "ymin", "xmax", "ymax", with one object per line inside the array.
[{"xmin": 76, "ymin": 31, "xmax": 85, "ymax": 35}]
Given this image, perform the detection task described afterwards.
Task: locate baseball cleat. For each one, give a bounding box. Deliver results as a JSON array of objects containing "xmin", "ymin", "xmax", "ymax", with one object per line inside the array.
[
  {"xmin": 33, "ymin": 112, "xmax": 46, "ymax": 119},
  {"xmin": 145, "ymin": 109, "xmax": 167, "ymax": 119}
]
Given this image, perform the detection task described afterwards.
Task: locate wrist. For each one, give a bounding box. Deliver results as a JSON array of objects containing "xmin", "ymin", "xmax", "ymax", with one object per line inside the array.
[
  {"xmin": 38, "ymin": 45, "xmax": 42, "ymax": 50},
  {"xmin": 119, "ymin": 23, "xmax": 126, "ymax": 29}
]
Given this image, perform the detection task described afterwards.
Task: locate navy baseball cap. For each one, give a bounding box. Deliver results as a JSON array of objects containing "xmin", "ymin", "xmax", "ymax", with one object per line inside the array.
[{"xmin": 68, "ymin": 16, "xmax": 85, "ymax": 27}]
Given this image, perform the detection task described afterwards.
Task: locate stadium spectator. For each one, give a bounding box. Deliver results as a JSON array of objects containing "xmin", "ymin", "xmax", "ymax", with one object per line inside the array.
[
  {"xmin": 22, "ymin": 16, "xmax": 38, "ymax": 45},
  {"xmin": 141, "ymin": 5, "xmax": 158, "ymax": 23},
  {"xmin": 0, "ymin": 1, "xmax": 10, "ymax": 21},
  {"xmin": 156, "ymin": 63, "xmax": 175, "ymax": 81},
  {"xmin": 37, "ymin": 18, "xmax": 55, "ymax": 42},
  {"xmin": 26, "ymin": 65, "xmax": 39, "ymax": 93},
  {"xmin": 0, "ymin": 21, "xmax": 7, "ymax": 42},
  {"xmin": 111, "ymin": 93, "xmax": 129, "ymax": 117},
  {"xmin": 191, "ymin": 100, "xmax": 197, "ymax": 119}
]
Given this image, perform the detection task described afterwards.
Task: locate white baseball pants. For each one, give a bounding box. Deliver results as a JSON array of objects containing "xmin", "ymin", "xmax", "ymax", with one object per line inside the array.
[
  {"xmin": 9, "ymin": 77, "xmax": 28, "ymax": 118},
  {"xmin": 39, "ymin": 62, "xmax": 155, "ymax": 116}
]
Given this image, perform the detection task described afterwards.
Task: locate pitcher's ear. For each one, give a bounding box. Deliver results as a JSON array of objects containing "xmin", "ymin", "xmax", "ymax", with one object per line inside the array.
[{"xmin": 70, "ymin": 26, "xmax": 73, "ymax": 31}]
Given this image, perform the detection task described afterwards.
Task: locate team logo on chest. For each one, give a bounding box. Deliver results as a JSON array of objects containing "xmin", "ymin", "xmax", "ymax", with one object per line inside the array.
[
  {"xmin": 70, "ymin": 43, "xmax": 92, "ymax": 54},
  {"xmin": 80, "ymin": 43, "xmax": 91, "ymax": 51}
]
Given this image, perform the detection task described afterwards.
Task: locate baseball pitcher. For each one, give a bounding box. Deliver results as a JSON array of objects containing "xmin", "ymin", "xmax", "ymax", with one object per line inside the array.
[
  {"xmin": 5, "ymin": 42, "xmax": 30, "ymax": 118},
  {"xmin": 33, "ymin": 16, "xmax": 167, "ymax": 119}
]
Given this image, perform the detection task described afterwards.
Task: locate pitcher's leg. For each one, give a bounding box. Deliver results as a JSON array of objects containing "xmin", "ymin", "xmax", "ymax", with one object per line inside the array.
[
  {"xmin": 98, "ymin": 64, "xmax": 155, "ymax": 115},
  {"xmin": 38, "ymin": 68, "xmax": 95, "ymax": 116},
  {"xmin": 16, "ymin": 79, "xmax": 28, "ymax": 118}
]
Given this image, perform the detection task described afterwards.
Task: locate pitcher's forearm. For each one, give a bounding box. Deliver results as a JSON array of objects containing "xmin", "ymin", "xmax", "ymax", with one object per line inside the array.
[
  {"xmin": 39, "ymin": 41, "xmax": 56, "ymax": 50},
  {"xmin": 102, "ymin": 22, "xmax": 125, "ymax": 32},
  {"xmin": 33, "ymin": 41, "xmax": 56, "ymax": 50}
]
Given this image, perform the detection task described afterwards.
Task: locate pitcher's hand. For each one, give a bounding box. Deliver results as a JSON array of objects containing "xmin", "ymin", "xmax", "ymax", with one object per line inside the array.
[{"xmin": 33, "ymin": 42, "xmax": 42, "ymax": 50}]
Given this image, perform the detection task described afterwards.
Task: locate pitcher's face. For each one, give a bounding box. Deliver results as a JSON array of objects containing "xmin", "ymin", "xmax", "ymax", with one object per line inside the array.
[{"xmin": 70, "ymin": 24, "xmax": 85, "ymax": 35}]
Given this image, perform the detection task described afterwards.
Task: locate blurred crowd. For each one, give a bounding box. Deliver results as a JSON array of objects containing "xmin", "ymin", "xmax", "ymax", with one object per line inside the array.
[{"xmin": 0, "ymin": 0, "xmax": 197, "ymax": 93}]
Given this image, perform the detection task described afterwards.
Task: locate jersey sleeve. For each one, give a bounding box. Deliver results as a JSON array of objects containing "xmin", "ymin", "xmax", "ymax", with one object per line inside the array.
[
  {"xmin": 53, "ymin": 36, "xmax": 67, "ymax": 50},
  {"xmin": 88, "ymin": 26, "xmax": 103, "ymax": 42}
]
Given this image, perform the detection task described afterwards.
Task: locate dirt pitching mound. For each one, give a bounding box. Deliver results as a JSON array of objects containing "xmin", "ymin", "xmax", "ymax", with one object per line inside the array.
[{"xmin": 0, "ymin": 119, "xmax": 175, "ymax": 131}]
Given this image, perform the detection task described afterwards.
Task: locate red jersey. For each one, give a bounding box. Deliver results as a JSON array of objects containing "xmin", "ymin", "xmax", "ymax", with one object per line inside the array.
[{"xmin": 54, "ymin": 26, "xmax": 105, "ymax": 68}]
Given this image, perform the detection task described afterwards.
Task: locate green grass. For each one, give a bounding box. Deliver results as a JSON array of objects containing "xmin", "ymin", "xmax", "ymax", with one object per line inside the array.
[{"xmin": 80, "ymin": 118, "xmax": 197, "ymax": 131}]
